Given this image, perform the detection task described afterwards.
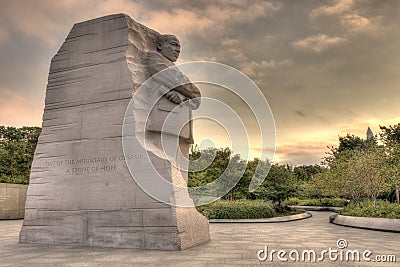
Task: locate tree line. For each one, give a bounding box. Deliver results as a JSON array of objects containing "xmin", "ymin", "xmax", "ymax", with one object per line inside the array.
[
  {"xmin": 0, "ymin": 126, "xmax": 41, "ymax": 184},
  {"xmin": 311, "ymin": 124, "xmax": 400, "ymax": 208},
  {"xmin": 188, "ymin": 124, "xmax": 400, "ymax": 209},
  {"xmin": 2, "ymin": 124, "xmax": 400, "ymax": 209},
  {"xmin": 188, "ymin": 146, "xmax": 322, "ymax": 211}
]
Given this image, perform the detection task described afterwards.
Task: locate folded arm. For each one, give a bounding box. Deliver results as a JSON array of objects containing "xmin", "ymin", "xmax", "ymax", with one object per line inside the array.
[{"xmin": 146, "ymin": 52, "xmax": 201, "ymax": 103}]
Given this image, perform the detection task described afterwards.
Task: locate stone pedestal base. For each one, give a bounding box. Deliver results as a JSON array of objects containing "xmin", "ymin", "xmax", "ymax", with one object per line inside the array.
[{"xmin": 20, "ymin": 197, "xmax": 210, "ymax": 250}]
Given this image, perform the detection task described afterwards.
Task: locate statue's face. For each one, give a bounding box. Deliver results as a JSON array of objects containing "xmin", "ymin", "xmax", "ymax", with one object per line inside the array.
[{"xmin": 158, "ymin": 37, "xmax": 181, "ymax": 62}]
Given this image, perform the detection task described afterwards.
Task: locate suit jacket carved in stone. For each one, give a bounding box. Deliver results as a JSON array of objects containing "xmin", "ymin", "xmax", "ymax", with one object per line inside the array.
[{"xmin": 144, "ymin": 50, "xmax": 200, "ymax": 144}]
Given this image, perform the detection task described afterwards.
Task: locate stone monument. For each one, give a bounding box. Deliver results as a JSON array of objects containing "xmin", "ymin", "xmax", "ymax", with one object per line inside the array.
[{"xmin": 19, "ymin": 14, "xmax": 210, "ymax": 250}]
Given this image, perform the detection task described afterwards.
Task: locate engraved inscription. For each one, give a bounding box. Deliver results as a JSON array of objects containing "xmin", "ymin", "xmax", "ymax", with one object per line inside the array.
[{"xmin": 43, "ymin": 154, "xmax": 145, "ymax": 175}]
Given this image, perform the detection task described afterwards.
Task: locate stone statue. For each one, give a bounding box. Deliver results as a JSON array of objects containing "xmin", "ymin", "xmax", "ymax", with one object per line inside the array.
[
  {"xmin": 146, "ymin": 35, "xmax": 200, "ymax": 106},
  {"xmin": 144, "ymin": 34, "xmax": 201, "ymax": 175},
  {"xmin": 145, "ymin": 34, "xmax": 200, "ymax": 144},
  {"xmin": 19, "ymin": 14, "xmax": 210, "ymax": 251}
]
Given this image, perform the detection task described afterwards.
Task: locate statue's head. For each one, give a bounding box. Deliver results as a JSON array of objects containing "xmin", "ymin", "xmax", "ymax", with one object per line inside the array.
[{"xmin": 156, "ymin": 34, "xmax": 180, "ymax": 62}]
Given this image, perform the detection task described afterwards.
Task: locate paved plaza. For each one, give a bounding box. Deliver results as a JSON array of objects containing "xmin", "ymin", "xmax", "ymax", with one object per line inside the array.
[{"xmin": 0, "ymin": 211, "xmax": 398, "ymax": 266}]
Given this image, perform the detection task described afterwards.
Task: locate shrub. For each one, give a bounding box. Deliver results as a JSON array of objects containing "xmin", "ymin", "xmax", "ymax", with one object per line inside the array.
[
  {"xmin": 286, "ymin": 197, "xmax": 349, "ymax": 207},
  {"xmin": 285, "ymin": 197, "xmax": 301, "ymax": 205},
  {"xmin": 196, "ymin": 200, "xmax": 276, "ymax": 219},
  {"xmin": 0, "ymin": 175, "xmax": 29, "ymax": 185},
  {"xmin": 340, "ymin": 200, "xmax": 400, "ymax": 219},
  {"xmin": 0, "ymin": 126, "xmax": 41, "ymax": 185}
]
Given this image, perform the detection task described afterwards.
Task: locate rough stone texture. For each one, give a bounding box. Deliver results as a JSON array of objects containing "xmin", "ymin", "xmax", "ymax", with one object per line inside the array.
[
  {"xmin": 0, "ymin": 183, "xmax": 28, "ymax": 219},
  {"xmin": 19, "ymin": 14, "xmax": 210, "ymax": 250},
  {"xmin": 331, "ymin": 214, "xmax": 400, "ymax": 233}
]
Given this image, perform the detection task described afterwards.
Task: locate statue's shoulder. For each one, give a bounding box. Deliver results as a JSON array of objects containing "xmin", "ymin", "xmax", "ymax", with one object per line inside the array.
[
  {"xmin": 144, "ymin": 50, "xmax": 165, "ymax": 62},
  {"xmin": 145, "ymin": 50, "xmax": 160, "ymax": 57},
  {"xmin": 144, "ymin": 51, "xmax": 174, "ymax": 72}
]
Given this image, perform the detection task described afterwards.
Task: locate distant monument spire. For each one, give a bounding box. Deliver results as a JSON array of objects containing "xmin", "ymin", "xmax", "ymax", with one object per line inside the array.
[{"xmin": 366, "ymin": 127, "xmax": 374, "ymax": 140}]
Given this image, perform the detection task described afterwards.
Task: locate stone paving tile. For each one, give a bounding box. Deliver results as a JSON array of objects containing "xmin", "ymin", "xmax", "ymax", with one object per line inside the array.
[{"xmin": 0, "ymin": 212, "xmax": 399, "ymax": 266}]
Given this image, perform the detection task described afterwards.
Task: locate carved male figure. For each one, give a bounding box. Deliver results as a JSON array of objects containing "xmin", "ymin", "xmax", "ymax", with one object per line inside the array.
[{"xmin": 145, "ymin": 34, "xmax": 201, "ymax": 146}]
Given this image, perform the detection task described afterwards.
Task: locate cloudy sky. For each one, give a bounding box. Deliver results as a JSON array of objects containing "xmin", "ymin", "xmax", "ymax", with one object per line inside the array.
[{"xmin": 1, "ymin": 0, "xmax": 399, "ymax": 165}]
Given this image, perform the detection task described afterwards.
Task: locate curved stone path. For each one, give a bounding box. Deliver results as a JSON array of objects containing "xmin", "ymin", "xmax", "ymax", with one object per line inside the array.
[{"xmin": 0, "ymin": 212, "xmax": 398, "ymax": 266}]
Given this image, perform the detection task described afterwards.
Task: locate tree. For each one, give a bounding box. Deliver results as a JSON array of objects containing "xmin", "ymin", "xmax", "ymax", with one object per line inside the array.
[
  {"xmin": 324, "ymin": 138, "xmax": 389, "ymax": 207},
  {"xmin": 293, "ymin": 164, "xmax": 325, "ymax": 181},
  {"xmin": 380, "ymin": 124, "xmax": 400, "ymax": 204},
  {"xmin": 188, "ymin": 147, "xmax": 249, "ymax": 203},
  {"xmin": 326, "ymin": 149, "xmax": 367, "ymax": 203},
  {"xmin": 304, "ymin": 170, "xmax": 336, "ymax": 200},
  {"xmin": 0, "ymin": 126, "xmax": 41, "ymax": 184},
  {"xmin": 250, "ymin": 164, "xmax": 298, "ymax": 211},
  {"xmin": 359, "ymin": 147, "xmax": 388, "ymax": 208},
  {"xmin": 337, "ymin": 133, "xmax": 376, "ymax": 153},
  {"xmin": 223, "ymin": 157, "xmax": 253, "ymax": 200},
  {"xmin": 188, "ymin": 147, "xmax": 232, "ymax": 187}
]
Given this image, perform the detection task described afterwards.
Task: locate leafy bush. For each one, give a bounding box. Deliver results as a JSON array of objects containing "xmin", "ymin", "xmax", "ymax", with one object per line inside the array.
[
  {"xmin": 0, "ymin": 126, "xmax": 41, "ymax": 184},
  {"xmin": 0, "ymin": 174, "xmax": 29, "ymax": 185},
  {"xmin": 340, "ymin": 200, "xmax": 400, "ymax": 219},
  {"xmin": 286, "ymin": 197, "xmax": 349, "ymax": 207},
  {"xmin": 197, "ymin": 200, "xmax": 276, "ymax": 219},
  {"xmin": 249, "ymin": 164, "xmax": 298, "ymax": 207}
]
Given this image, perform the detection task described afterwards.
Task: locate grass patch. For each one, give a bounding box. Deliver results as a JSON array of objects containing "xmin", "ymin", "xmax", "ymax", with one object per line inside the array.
[
  {"xmin": 196, "ymin": 200, "xmax": 276, "ymax": 219},
  {"xmin": 340, "ymin": 200, "xmax": 400, "ymax": 219},
  {"xmin": 286, "ymin": 197, "xmax": 349, "ymax": 207}
]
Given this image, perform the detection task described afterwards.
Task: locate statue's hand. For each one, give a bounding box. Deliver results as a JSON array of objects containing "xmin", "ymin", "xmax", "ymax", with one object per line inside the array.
[{"xmin": 165, "ymin": 91, "xmax": 182, "ymax": 104}]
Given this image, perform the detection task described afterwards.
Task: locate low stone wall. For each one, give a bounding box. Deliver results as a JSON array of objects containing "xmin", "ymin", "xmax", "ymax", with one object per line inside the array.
[
  {"xmin": 0, "ymin": 183, "xmax": 28, "ymax": 219},
  {"xmin": 209, "ymin": 211, "xmax": 312, "ymax": 223},
  {"xmin": 330, "ymin": 214, "xmax": 400, "ymax": 233}
]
